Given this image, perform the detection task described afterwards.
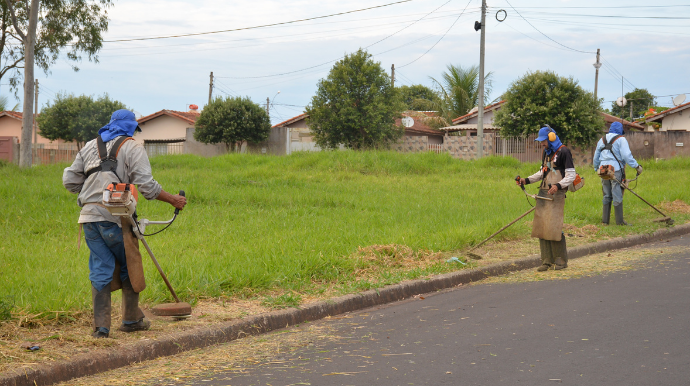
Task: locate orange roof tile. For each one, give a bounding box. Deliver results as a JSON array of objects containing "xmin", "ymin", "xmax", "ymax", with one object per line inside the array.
[
  {"xmin": 0, "ymin": 111, "xmax": 24, "ymax": 120},
  {"xmin": 273, "ymin": 113, "xmax": 308, "ymax": 128},
  {"xmin": 138, "ymin": 109, "xmax": 200, "ymax": 125},
  {"xmin": 599, "ymin": 112, "xmax": 644, "ymax": 130},
  {"xmin": 451, "ymin": 100, "xmax": 506, "ymax": 124},
  {"xmin": 644, "ymin": 101, "xmax": 690, "ymax": 123}
]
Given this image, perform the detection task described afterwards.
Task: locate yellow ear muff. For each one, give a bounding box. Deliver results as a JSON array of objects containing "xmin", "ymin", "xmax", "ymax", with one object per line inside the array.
[{"xmin": 548, "ymin": 132, "xmax": 557, "ymax": 142}]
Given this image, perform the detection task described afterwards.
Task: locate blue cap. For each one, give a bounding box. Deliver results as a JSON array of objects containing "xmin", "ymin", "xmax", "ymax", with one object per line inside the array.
[{"xmin": 535, "ymin": 126, "xmax": 552, "ymax": 142}]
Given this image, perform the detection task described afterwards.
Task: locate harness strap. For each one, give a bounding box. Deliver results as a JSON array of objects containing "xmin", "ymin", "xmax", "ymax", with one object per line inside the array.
[
  {"xmin": 85, "ymin": 136, "xmax": 134, "ymax": 179},
  {"xmin": 601, "ymin": 134, "xmax": 625, "ymax": 180}
]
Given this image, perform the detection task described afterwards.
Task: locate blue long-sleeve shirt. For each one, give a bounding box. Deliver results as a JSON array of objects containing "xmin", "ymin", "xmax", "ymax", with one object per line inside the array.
[{"xmin": 593, "ymin": 133, "xmax": 639, "ymax": 171}]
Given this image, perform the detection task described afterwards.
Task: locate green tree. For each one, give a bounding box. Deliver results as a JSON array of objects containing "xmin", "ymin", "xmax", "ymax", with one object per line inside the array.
[
  {"xmin": 194, "ymin": 96, "xmax": 271, "ymax": 151},
  {"xmin": 306, "ymin": 49, "xmax": 404, "ymax": 150},
  {"xmin": 1, "ymin": 0, "xmax": 113, "ymax": 94},
  {"xmin": 610, "ymin": 88, "xmax": 655, "ymax": 119},
  {"xmin": 37, "ymin": 93, "xmax": 126, "ymax": 149},
  {"xmin": 494, "ymin": 70, "xmax": 604, "ymax": 148},
  {"xmin": 398, "ymin": 84, "xmax": 438, "ymax": 111},
  {"xmin": 430, "ymin": 64, "xmax": 493, "ymax": 123}
]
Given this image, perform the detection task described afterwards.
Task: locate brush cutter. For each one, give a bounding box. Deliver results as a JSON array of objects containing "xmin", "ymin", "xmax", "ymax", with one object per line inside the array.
[
  {"xmin": 103, "ymin": 183, "xmax": 192, "ymax": 319},
  {"xmin": 613, "ymin": 175, "xmax": 674, "ymax": 225},
  {"xmin": 463, "ymin": 177, "xmax": 552, "ymax": 260}
]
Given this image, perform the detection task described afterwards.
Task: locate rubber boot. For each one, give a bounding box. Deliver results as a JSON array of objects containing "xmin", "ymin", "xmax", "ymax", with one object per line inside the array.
[
  {"xmin": 91, "ymin": 282, "xmax": 112, "ymax": 338},
  {"xmin": 552, "ymin": 234, "xmax": 568, "ymax": 270},
  {"xmin": 614, "ymin": 203, "xmax": 630, "ymax": 226},
  {"xmin": 537, "ymin": 239, "xmax": 554, "ymax": 271},
  {"xmin": 602, "ymin": 203, "xmax": 611, "ymax": 225},
  {"xmin": 118, "ymin": 278, "xmax": 150, "ymax": 333}
]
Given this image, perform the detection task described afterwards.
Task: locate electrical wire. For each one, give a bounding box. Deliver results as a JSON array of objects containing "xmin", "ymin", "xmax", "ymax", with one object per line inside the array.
[
  {"xmin": 399, "ymin": 0, "xmax": 473, "ymax": 68},
  {"xmin": 217, "ymin": 2, "xmax": 477, "ymax": 80},
  {"xmin": 103, "ymin": 0, "xmax": 416, "ymax": 42},
  {"xmin": 503, "ymin": 0, "xmax": 595, "ymax": 54}
]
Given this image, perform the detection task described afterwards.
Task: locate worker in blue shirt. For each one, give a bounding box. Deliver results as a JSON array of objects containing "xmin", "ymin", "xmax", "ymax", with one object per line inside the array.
[{"xmin": 593, "ymin": 121, "xmax": 643, "ymax": 225}]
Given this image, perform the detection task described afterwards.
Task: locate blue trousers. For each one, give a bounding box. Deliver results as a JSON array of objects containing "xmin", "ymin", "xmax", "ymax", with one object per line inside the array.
[
  {"xmin": 601, "ymin": 170, "xmax": 624, "ymax": 206},
  {"xmin": 84, "ymin": 221, "xmax": 129, "ymax": 291}
]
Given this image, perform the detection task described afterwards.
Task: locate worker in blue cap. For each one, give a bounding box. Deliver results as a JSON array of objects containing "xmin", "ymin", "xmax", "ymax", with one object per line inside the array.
[
  {"xmin": 516, "ymin": 126, "xmax": 577, "ymax": 271},
  {"xmin": 593, "ymin": 121, "xmax": 642, "ymax": 225},
  {"xmin": 63, "ymin": 109, "xmax": 187, "ymax": 338}
]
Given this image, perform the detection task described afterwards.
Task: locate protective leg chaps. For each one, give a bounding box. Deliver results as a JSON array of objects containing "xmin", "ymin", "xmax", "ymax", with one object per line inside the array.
[
  {"xmin": 118, "ymin": 278, "xmax": 150, "ymax": 333},
  {"xmin": 552, "ymin": 233, "xmax": 568, "ymax": 270},
  {"xmin": 537, "ymin": 239, "xmax": 554, "ymax": 271},
  {"xmin": 614, "ymin": 203, "xmax": 630, "ymax": 226},
  {"xmin": 602, "ymin": 203, "xmax": 611, "ymax": 225},
  {"xmin": 91, "ymin": 282, "xmax": 112, "ymax": 338}
]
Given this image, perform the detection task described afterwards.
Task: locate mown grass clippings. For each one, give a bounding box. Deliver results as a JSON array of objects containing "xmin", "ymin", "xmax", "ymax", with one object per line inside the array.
[{"xmin": 478, "ymin": 245, "xmax": 686, "ymax": 285}]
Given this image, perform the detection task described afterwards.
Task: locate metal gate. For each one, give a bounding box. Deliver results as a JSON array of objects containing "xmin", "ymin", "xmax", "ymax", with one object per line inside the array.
[
  {"xmin": 494, "ymin": 133, "xmax": 542, "ymax": 163},
  {"xmin": 0, "ymin": 136, "xmax": 14, "ymax": 163}
]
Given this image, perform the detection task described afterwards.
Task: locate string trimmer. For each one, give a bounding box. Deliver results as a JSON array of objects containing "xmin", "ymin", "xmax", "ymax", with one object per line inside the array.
[
  {"xmin": 614, "ymin": 175, "xmax": 674, "ymax": 225},
  {"xmin": 463, "ymin": 176, "xmax": 552, "ymax": 260},
  {"xmin": 103, "ymin": 183, "xmax": 192, "ymax": 319}
]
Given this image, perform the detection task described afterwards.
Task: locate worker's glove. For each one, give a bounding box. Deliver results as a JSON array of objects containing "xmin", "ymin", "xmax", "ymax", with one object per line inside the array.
[{"xmin": 636, "ymin": 165, "xmax": 643, "ymax": 175}]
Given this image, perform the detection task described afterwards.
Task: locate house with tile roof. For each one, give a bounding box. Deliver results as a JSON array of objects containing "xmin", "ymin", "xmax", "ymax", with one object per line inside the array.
[
  {"xmin": 644, "ymin": 101, "xmax": 690, "ymax": 132},
  {"xmin": 0, "ymin": 111, "xmax": 73, "ymax": 147},
  {"xmin": 135, "ymin": 107, "xmax": 227, "ymax": 157}
]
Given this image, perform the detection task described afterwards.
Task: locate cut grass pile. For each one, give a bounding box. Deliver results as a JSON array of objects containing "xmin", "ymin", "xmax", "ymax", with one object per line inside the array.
[{"xmin": 1, "ymin": 151, "xmax": 689, "ymax": 319}]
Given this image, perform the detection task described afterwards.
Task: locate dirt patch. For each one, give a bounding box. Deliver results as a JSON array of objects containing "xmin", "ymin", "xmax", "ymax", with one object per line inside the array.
[
  {"xmin": 659, "ymin": 199, "xmax": 690, "ymax": 215},
  {"xmin": 563, "ymin": 223, "xmax": 601, "ymax": 237}
]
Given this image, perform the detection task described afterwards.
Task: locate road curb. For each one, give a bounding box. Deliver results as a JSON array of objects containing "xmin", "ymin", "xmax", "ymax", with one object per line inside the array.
[{"xmin": 3, "ymin": 223, "xmax": 689, "ymax": 386}]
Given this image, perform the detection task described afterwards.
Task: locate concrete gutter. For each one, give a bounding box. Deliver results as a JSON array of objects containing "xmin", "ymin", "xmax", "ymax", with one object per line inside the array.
[{"xmin": 3, "ymin": 223, "xmax": 689, "ymax": 386}]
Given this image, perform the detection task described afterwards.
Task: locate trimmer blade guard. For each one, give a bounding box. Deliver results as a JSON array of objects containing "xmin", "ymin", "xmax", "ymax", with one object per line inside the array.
[{"xmin": 151, "ymin": 302, "xmax": 192, "ymax": 318}]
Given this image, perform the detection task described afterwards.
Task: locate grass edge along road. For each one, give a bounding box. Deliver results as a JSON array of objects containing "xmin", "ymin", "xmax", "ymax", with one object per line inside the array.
[{"xmin": 1, "ymin": 152, "xmax": 689, "ymax": 319}]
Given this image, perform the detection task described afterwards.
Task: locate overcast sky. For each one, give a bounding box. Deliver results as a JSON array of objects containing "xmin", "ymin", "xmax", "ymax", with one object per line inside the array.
[{"xmin": 4, "ymin": 0, "xmax": 690, "ymax": 124}]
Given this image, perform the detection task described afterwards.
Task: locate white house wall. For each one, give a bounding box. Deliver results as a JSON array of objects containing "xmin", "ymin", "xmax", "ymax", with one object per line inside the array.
[{"xmin": 134, "ymin": 115, "xmax": 190, "ymax": 144}]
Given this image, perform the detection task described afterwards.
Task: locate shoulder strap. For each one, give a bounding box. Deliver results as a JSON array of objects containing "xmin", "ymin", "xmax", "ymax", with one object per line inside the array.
[{"xmin": 85, "ymin": 136, "xmax": 133, "ymax": 179}]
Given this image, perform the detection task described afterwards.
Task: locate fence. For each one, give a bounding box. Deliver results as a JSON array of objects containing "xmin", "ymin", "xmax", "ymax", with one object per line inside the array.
[
  {"xmin": 32, "ymin": 147, "xmax": 78, "ymax": 165},
  {"xmin": 428, "ymin": 144, "xmax": 443, "ymax": 153},
  {"xmin": 144, "ymin": 141, "xmax": 184, "ymax": 157},
  {"xmin": 494, "ymin": 133, "xmax": 542, "ymax": 163}
]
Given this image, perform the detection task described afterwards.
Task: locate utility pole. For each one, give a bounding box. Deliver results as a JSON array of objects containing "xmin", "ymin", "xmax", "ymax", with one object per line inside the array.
[
  {"xmin": 33, "ymin": 79, "xmax": 38, "ymax": 144},
  {"xmin": 266, "ymin": 97, "xmax": 270, "ymax": 116},
  {"xmin": 391, "ymin": 64, "xmax": 395, "ymax": 88},
  {"xmin": 593, "ymin": 48, "xmax": 601, "ymax": 101},
  {"xmin": 630, "ymin": 101, "xmax": 633, "ymax": 121},
  {"xmin": 208, "ymin": 71, "xmax": 214, "ymax": 104},
  {"xmin": 476, "ymin": 0, "xmax": 487, "ymax": 159}
]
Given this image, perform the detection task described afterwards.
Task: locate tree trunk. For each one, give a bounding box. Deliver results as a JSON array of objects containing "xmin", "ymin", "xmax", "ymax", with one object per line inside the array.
[{"xmin": 18, "ymin": 0, "xmax": 40, "ymax": 168}]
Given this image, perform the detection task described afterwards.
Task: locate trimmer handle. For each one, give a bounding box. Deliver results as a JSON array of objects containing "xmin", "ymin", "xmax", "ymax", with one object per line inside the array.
[
  {"xmin": 515, "ymin": 175, "xmax": 525, "ymax": 190},
  {"xmin": 175, "ymin": 190, "xmax": 185, "ymax": 215}
]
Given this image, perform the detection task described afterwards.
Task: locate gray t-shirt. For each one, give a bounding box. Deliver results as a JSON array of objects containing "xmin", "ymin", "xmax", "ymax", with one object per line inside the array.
[{"xmin": 63, "ymin": 136, "xmax": 163, "ymax": 226}]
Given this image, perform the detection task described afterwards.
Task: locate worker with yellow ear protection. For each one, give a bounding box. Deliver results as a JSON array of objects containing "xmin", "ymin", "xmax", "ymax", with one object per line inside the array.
[{"xmin": 515, "ymin": 126, "xmax": 577, "ymax": 271}]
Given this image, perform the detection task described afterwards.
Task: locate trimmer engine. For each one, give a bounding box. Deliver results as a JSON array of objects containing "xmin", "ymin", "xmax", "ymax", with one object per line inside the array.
[{"xmin": 102, "ymin": 183, "xmax": 138, "ymax": 217}]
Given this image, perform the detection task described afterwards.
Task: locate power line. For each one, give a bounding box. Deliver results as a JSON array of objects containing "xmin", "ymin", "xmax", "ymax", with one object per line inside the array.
[
  {"xmin": 217, "ymin": 1, "xmax": 475, "ymax": 80},
  {"xmin": 503, "ymin": 0, "xmax": 595, "ymax": 54},
  {"xmin": 399, "ymin": 0, "xmax": 473, "ymax": 68},
  {"xmin": 103, "ymin": 0, "xmax": 415, "ymax": 42}
]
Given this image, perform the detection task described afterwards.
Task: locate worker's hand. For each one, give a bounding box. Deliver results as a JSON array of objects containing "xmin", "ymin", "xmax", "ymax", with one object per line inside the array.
[
  {"xmin": 547, "ymin": 184, "xmax": 559, "ymax": 195},
  {"xmin": 170, "ymin": 194, "xmax": 187, "ymax": 211},
  {"xmin": 515, "ymin": 178, "xmax": 526, "ymax": 186},
  {"xmin": 636, "ymin": 165, "xmax": 643, "ymax": 175}
]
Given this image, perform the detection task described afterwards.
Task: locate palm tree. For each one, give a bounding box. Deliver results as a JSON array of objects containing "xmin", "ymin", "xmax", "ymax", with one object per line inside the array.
[
  {"xmin": 430, "ymin": 64, "xmax": 493, "ymax": 124},
  {"xmin": 0, "ymin": 95, "xmax": 19, "ymax": 111}
]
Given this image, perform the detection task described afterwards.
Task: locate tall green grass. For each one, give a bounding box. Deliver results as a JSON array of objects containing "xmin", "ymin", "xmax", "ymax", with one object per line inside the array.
[{"xmin": 1, "ymin": 152, "xmax": 688, "ymax": 314}]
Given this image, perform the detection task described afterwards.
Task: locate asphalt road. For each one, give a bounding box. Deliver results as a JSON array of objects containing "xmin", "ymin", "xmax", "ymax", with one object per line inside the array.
[{"xmin": 173, "ymin": 237, "xmax": 690, "ymax": 386}]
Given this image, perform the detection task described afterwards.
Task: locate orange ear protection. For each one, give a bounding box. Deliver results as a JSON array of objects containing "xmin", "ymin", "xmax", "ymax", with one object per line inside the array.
[{"xmin": 548, "ymin": 131, "xmax": 557, "ymax": 142}]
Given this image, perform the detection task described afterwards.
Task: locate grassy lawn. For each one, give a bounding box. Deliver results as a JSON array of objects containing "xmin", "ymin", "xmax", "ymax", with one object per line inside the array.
[{"xmin": 1, "ymin": 151, "xmax": 689, "ymax": 318}]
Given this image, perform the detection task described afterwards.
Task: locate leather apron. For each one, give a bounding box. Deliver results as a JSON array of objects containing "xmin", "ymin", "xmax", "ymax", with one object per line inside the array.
[
  {"xmin": 112, "ymin": 218, "xmax": 146, "ymax": 293},
  {"xmin": 531, "ymin": 169, "xmax": 566, "ymax": 241}
]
